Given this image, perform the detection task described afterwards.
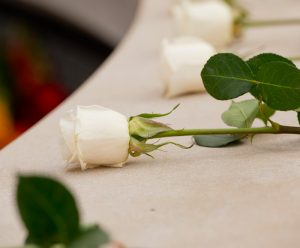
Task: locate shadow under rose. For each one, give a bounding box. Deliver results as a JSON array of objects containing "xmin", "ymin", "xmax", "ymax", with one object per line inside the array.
[{"xmin": 65, "ymin": 159, "xmax": 150, "ymax": 174}]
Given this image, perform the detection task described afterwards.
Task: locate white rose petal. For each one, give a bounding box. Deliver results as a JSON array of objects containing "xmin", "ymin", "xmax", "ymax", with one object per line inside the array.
[
  {"xmin": 60, "ymin": 105, "xmax": 130, "ymax": 170},
  {"xmin": 160, "ymin": 37, "xmax": 216, "ymax": 97},
  {"xmin": 173, "ymin": 1, "xmax": 234, "ymax": 48},
  {"xmin": 60, "ymin": 109, "xmax": 79, "ymax": 164}
]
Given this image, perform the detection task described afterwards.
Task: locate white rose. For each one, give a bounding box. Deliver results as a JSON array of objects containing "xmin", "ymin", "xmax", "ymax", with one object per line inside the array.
[
  {"xmin": 59, "ymin": 106, "xmax": 130, "ymax": 170},
  {"xmin": 160, "ymin": 37, "xmax": 216, "ymax": 97},
  {"xmin": 173, "ymin": 1, "xmax": 234, "ymax": 48}
]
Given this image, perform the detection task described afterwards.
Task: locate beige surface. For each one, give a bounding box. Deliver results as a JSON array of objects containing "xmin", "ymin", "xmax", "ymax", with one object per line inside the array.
[{"xmin": 1, "ymin": 0, "xmax": 300, "ymax": 247}]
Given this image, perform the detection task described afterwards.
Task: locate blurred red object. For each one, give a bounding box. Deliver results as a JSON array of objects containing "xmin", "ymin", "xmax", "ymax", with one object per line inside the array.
[
  {"xmin": 34, "ymin": 83, "xmax": 67, "ymax": 115},
  {"xmin": 0, "ymin": 25, "xmax": 69, "ymax": 148}
]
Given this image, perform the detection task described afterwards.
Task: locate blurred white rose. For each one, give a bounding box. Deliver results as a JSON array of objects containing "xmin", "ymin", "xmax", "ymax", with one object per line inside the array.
[
  {"xmin": 160, "ymin": 37, "xmax": 216, "ymax": 97},
  {"xmin": 60, "ymin": 106, "xmax": 130, "ymax": 170},
  {"xmin": 173, "ymin": 1, "xmax": 234, "ymax": 48}
]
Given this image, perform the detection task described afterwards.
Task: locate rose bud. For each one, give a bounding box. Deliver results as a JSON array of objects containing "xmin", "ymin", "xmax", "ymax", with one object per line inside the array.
[
  {"xmin": 160, "ymin": 37, "xmax": 216, "ymax": 97},
  {"xmin": 60, "ymin": 106, "xmax": 130, "ymax": 170},
  {"xmin": 173, "ymin": 1, "xmax": 234, "ymax": 48}
]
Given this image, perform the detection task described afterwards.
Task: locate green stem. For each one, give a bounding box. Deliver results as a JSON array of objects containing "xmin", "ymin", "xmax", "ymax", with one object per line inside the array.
[
  {"xmin": 243, "ymin": 18, "xmax": 300, "ymax": 27},
  {"xmin": 150, "ymin": 125, "xmax": 300, "ymax": 139},
  {"xmin": 280, "ymin": 125, "xmax": 300, "ymax": 134}
]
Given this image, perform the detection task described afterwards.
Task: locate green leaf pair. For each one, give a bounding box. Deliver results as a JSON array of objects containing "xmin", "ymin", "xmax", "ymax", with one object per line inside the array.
[
  {"xmin": 196, "ymin": 52, "xmax": 300, "ymax": 147},
  {"xmin": 201, "ymin": 53, "xmax": 300, "ymax": 111},
  {"xmin": 17, "ymin": 176, "xmax": 110, "ymax": 248}
]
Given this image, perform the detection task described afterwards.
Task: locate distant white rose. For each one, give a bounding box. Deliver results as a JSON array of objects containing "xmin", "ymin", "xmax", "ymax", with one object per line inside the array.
[
  {"xmin": 173, "ymin": 1, "xmax": 234, "ymax": 48},
  {"xmin": 60, "ymin": 106, "xmax": 130, "ymax": 170},
  {"xmin": 160, "ymin": 37, "xmax": 216, "ymax": 97}
]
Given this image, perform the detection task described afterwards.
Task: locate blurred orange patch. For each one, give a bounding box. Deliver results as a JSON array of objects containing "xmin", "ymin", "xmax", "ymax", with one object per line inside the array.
[{"xmin": 0, "ymin": 100, "xmax": 15, "ymax": 148}]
